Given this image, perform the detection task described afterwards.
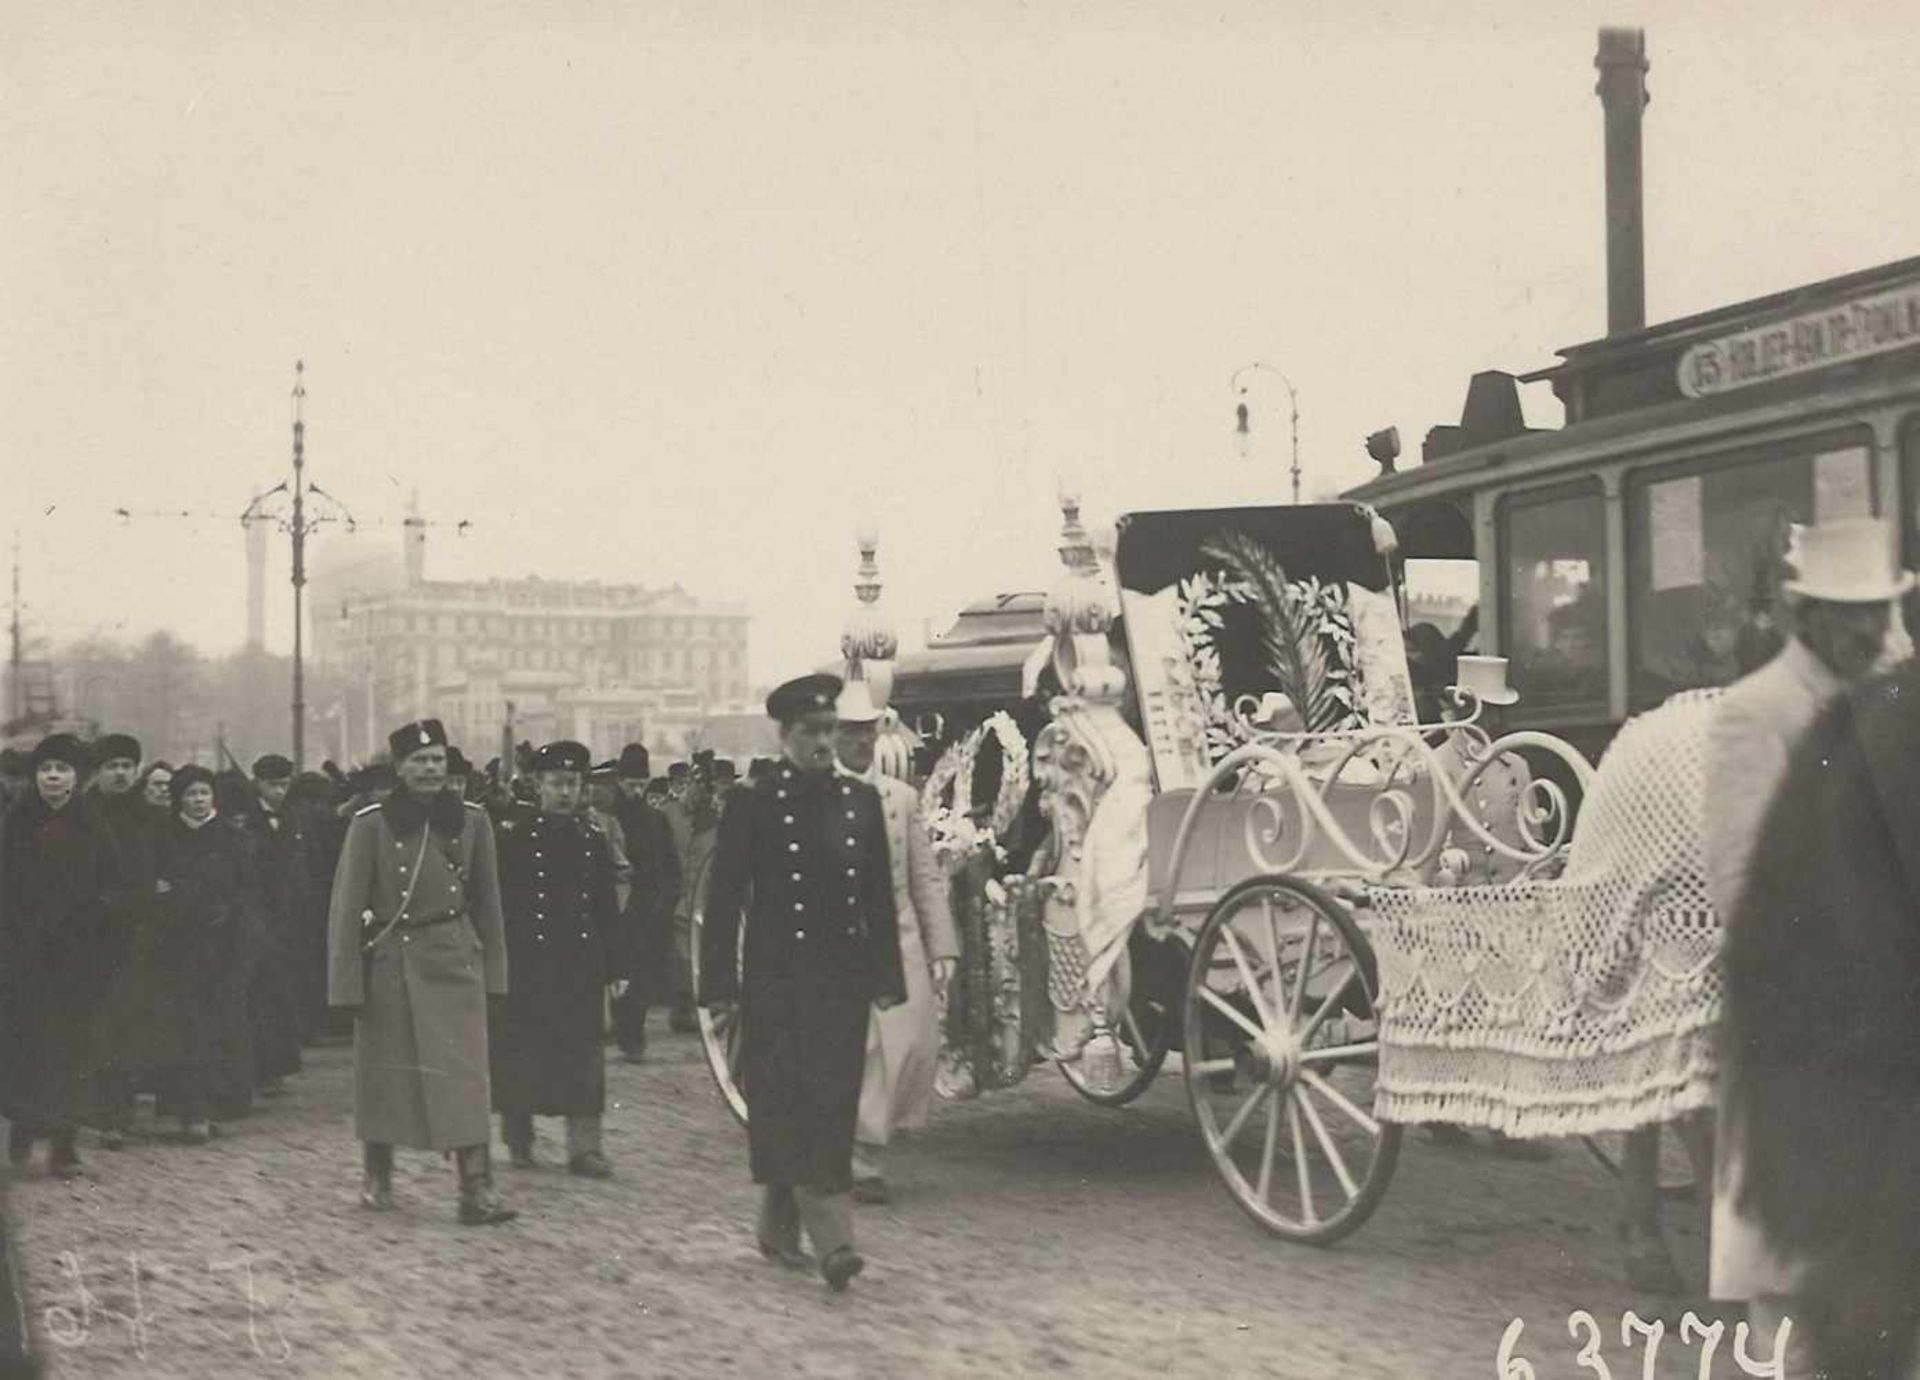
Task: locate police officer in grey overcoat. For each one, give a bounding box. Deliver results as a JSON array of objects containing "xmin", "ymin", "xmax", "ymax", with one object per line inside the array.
[
  {"xmin": 699, "ymin": 673, "xmax": 906, "ymax": 1291},
  {"xmin": 327, "ymin": 719, "xmax": 516, "ymax": 1226}
]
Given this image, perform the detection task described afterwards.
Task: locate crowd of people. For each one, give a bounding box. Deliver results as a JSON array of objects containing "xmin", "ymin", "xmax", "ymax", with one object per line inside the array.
[{"xmin": 0, "ymin": 674, "xmax": 952, "ymax": 1295}]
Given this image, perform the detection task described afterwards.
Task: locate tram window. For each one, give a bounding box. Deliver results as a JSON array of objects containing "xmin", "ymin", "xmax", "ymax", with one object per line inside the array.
[
  {"xmin": 1499, "ymin": 483, "xmax": 1608, "ymax": 715},
  {"xmin": 1402, "ymin": 558, "xmax": 1480, "ymax": 713},
  {"xmin": 1626, "ymin": 430, "xmax": 1872, "ymax": 707}
]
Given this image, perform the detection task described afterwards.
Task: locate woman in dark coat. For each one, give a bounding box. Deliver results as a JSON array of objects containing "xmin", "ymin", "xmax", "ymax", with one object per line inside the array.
[
  {"xmin": 1723, "ymin": 654, "xmax": 1920, "ymax": 1377},
  {"xmin": 149, "ymin": 765, "xmax": 258, "ymax": 1140},
  {"xmin": 0, "ymin": 733, "xmax": 125, "ymax": 1177}
]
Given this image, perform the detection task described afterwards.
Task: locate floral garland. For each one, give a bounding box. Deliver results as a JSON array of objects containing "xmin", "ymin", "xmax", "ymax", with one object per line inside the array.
[
  {"xmin": 920, "ymin": 712, "xmax": 1030, "ymax": 868},
  {"xmin": 1174, "ymin": 562, "xmax": 1371, "ymax": 771}
]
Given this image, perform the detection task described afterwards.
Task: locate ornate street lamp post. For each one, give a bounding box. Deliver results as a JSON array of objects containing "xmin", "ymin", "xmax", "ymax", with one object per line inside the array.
[{"xmin": 1232, "ymin": 362, "xmax": 1302, "ymax": 505}]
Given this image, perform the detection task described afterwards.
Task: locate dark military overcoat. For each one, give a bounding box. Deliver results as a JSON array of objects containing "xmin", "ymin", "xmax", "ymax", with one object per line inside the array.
[
  {"xmin": 611, "ymin": 792, "xmax": 681, "ymax": 1004},
  {"xmin": 489, "ymin": 804, "xmax": 626, "ymax": 1116},
  {"xmin": 699, "ymin": 761, "xmax": 905, "ymax": 1191},
  {"xmin": 235, "ymin": 801, "xmax": 308, "ymax": 1078}
]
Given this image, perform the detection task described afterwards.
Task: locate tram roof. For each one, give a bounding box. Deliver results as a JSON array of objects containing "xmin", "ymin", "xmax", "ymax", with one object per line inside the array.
[{"xmin": 1348, "ymin": 254, "xmax": 1920, "ymax": 514}]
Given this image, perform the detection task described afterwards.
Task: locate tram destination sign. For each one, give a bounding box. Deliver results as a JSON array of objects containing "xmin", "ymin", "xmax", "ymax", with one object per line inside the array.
[{"xmin": 1678, "ymin": 281, "xmax": 1920, "ymax": 399}]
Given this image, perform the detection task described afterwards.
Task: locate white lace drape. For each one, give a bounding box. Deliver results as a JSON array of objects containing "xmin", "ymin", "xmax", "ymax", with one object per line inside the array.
[{"xmin": 1366, "ymin": 690, "xmax": 1724, "ymax": 1136}]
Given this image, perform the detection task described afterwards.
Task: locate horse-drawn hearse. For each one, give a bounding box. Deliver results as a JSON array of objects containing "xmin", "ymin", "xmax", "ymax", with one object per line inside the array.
[{"xmin": 694, "ymin": 489, "xmax": 1731, "ymax": 1250}]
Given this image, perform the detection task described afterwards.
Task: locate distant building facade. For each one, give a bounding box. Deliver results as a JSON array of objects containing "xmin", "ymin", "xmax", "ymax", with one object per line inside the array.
[{"xmin": 308, "ymin": 519, "xmax": 749, "ymax": 763}]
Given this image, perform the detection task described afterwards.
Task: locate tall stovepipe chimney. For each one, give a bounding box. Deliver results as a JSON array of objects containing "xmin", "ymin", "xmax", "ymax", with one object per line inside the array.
[{"xmin": 1596, "ymin": 27, "xmax": 1650, "ymax": 336}]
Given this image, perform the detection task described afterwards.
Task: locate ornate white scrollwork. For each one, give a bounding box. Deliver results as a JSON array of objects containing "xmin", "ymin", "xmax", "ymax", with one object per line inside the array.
[{"xmin": 1156, "ymin": 722, "xmax": 1597, "ymax": 927}]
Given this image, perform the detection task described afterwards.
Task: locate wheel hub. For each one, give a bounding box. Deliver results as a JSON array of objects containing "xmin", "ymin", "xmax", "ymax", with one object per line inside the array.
[{"xmin": 1236, "ymin": 1026, "xmax": 1302, "ymax": 1091}]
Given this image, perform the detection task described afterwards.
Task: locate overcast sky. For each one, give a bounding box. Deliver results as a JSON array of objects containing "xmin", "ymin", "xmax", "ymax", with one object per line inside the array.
[{"xmin": 5, "ymin": 0, "xmax": 1917, "ymax": 690}]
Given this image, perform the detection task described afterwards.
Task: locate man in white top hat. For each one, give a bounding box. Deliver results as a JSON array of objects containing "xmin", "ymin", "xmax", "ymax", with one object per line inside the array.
[
  {"xmin": 1704, "ymin": 515, "xmax": 1914, "ymax": 1328},
  {"xmin": 831, "ymin": 678, "xmax": 959, "ymax": 1205}
]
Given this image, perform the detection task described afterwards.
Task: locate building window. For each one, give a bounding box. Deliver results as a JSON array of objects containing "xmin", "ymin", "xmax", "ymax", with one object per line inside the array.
[
  {"xmin": 1499, "ymin": 480, "xmax": 1609, "ymax": 717},
  {"xmin": 1626, "ymin": 426, "xmax": 1874, "ymax": 708}
]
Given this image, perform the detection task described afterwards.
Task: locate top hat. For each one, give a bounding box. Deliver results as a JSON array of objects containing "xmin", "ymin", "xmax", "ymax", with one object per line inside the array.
[
  {"xmin": 1454, "ymin": 655, "xmax": 1518, "ymax": 707},
  {"xmin": 1783, "ymin": 517, "xmax": 1916, "ymax": 604}
]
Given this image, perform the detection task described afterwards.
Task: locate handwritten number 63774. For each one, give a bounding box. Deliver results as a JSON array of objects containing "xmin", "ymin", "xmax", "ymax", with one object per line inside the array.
[{"xmin": 1498, "ymin": 1310, "xmax": 1792, "ymax": 1379}]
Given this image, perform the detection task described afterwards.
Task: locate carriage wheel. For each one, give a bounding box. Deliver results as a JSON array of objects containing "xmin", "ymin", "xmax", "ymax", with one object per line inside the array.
[
  {"xmin": 1182, "ymin": 875, "xmax": 1401, "ymax": 1245},
  {"xmin": 688, "ymin": 897, "xmax": 749, "ymax": 1126},
  {"xmin": 1056, "ymin": 987, "xmax": 1172, "ymax": 1107}
]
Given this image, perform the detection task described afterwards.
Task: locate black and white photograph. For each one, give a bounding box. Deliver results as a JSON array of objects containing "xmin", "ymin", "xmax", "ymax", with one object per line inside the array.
[{"xmin": 3, "ymin": 3, "xmax": 1919, "ymax": 1375}]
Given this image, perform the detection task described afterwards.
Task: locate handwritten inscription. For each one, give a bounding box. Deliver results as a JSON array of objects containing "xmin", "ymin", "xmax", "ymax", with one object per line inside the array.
[
  {"xmin": 42, "ymin": 1249, "xmax": 294, "ymax": 1363},
  {"xmin": 1499, "ymin": 1311, "xmax": 1791, "ymax": 1379}
]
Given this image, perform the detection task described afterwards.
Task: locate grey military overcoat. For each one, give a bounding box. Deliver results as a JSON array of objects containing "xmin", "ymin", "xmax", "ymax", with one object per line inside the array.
[{"xmin": 327, "ymin": 793, "xmax": 507, "ymax": 1151}]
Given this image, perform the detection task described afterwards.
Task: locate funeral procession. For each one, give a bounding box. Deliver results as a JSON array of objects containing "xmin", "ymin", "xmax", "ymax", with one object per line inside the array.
[{"xmin": 5, "ymin": 11, "xmax": 1920, "ymax": 1379}]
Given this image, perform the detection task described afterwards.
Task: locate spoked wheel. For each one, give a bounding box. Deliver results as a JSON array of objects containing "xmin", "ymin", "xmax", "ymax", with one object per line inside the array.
[
  {"xmin": 688, "ymin": 895, "xmax": 748, "ymax": 1126},
  {"xmin": 1182, "ymin": 875, "xmax": 1401, "ymax": 1245},
  {"xmin": 1581, "ymin": 1126, "xmax": 1701, "ymax": 1202},
  {"xmin": 1056, "ymin": 987, "xmax": 1172, "ymax": 1107}
]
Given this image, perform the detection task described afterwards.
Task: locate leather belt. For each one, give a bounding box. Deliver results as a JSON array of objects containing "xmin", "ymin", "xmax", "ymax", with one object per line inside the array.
[{"xmin": 399, "ymin": 910, "xmax": 468, "ymax": 931}]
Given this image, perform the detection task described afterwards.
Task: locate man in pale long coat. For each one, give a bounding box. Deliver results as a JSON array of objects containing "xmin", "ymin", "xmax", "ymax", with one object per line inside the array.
[
  {"xmin": 328, "ymin": 719, "xmax": 516, "ymax": 1226},
  {"xmin": 832, "ymin": 681, "xmax": 958, "ymax": 1204},
  {"xmin": 1705, "ymin": 516, "xmax": 1911, "ymax": 1333}
]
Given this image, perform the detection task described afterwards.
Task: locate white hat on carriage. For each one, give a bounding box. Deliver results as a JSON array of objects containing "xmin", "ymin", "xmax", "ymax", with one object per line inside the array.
[
  {"xmin": 1455, "ymin": 655, "xmax": 1519, "ymax": 706},
  {"xmin": 1782, "ymin": 517, "xmax": 1915, "ymax": 604},
  {"xmin": 833, "ymin": 678, "xmax": 882, "ymax": 724}
]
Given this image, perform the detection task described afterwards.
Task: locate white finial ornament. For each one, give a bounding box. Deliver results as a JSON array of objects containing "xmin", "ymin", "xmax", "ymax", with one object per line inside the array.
[{"xmin": 841, "ymin": 525, "xmax": 898, "ymax": 711}]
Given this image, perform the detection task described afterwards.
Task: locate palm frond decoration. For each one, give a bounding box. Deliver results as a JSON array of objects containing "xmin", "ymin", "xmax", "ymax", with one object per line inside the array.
[{"xmin": 1198, "ymin": 528, "xmax": 1343, "ymax": 733}]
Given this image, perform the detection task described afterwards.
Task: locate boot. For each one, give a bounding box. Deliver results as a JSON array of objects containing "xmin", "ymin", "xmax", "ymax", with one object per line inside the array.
[
  {"xmin": 360, "ymin": 1141, "xmax": 395, "ymax": 1211},
  {"xmin": 48, "ymin": 1131, "xmax": 82, "ymax": 1181},
  {"xmin": 821, "ymin": 1246, "xmax": 865, "ymax": 1293},
  {"xmin": 795, "ymin": 1187, "xmax": 860, "ymax": 1289},
  {"xmin": 757, "ymin": 1186, "xmax": 813, "ymax": 1269},
  {"xmin": 455, "ymin": 1145, "xmax": 517, "ymax": 1226},
  {"xmin": 7, "ymin": 1124, "xmax": 33, "ymax": 1167},
  {"xmin": 501, "ymin": 1112, "xmax": 537, "ymax": 1169},
  {"xmin": 565, "ymin": 1116, "xmax": 611, "ymax": 1178},
  {"xmin": 852, "ymin": 1143, "xmax": 889, "ymax": 1204}
]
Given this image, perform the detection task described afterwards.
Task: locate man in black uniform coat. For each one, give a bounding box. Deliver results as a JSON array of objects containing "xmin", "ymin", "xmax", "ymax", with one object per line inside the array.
[
  {"xmin": 608, "ymin": 743, "xmax": 682, "ymax": 1062},
  {"xmin": 236, "ymin": 753, "xmax": 307, "ymax": 1089},
  {"xmin": 699, "ymin": 674, "xmax": 906, "ymax": 1292},
  {"xmin": 490, "ymin": 740, "xmax": 629, "ymax": 1177}
]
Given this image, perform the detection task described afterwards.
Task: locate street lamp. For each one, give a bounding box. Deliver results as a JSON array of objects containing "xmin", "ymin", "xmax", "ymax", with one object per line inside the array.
[
  {"xmin": 1231, "ymin": 362, "xmax": 1302, "ymax": 505},
  {"xmin": 241, "ymin": 361, "xmax": 352, "ymax": 769}
]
